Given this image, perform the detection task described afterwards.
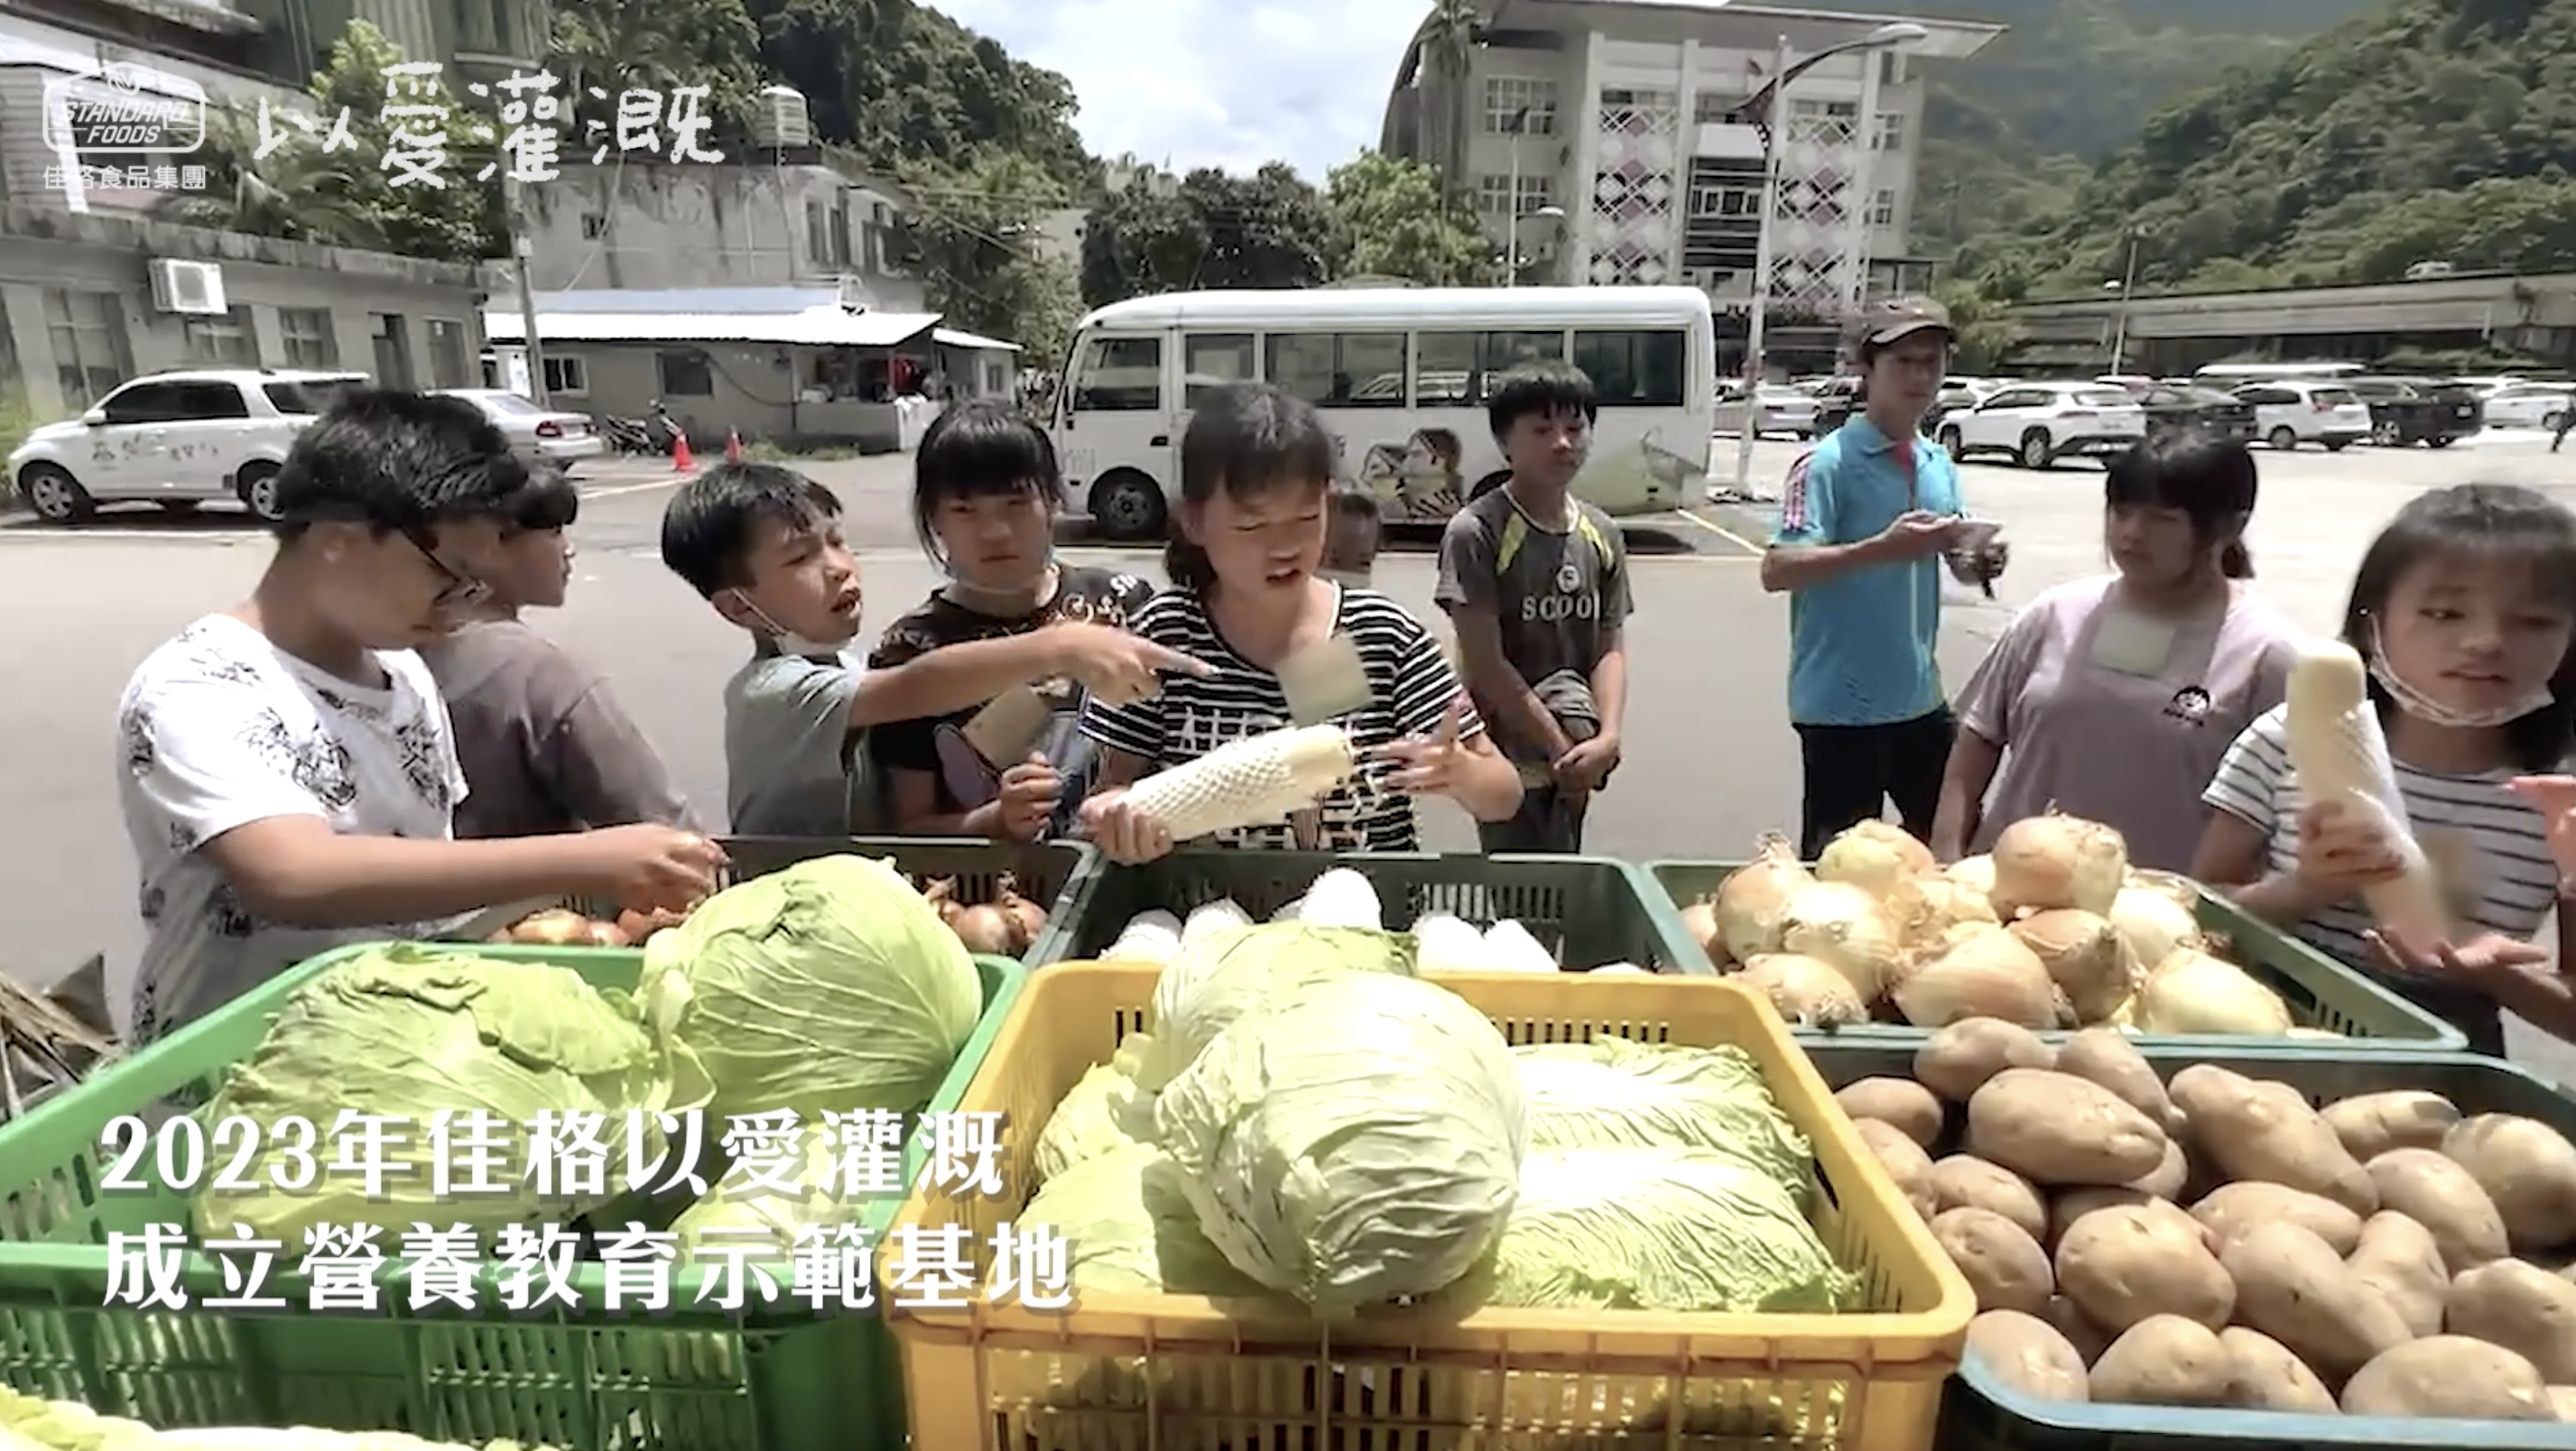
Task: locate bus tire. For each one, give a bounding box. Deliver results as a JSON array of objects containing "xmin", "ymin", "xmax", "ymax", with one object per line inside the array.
[
  {"xmin": 1087, "ymin": 467, "xmax": 1167, "ymax": 542},
  {"xmin": 1467, "ymin": 469, "xmax": 1511, "ymax": 503}
]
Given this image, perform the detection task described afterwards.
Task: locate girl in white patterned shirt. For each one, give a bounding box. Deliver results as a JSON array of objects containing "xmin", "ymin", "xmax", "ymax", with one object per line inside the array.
[{"xmin": 2190, "ymin": 484, "xmax": 2576, "ymax": 1054}]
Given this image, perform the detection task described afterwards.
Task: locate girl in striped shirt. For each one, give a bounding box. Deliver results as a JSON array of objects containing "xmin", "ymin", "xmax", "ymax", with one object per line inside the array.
[
  {"xmin": 2190, "ymin": 484, "xmax": 2576, "ymax": 1053},
  {"xmin": 1078, "ymin": 384, "xmax": 1523, "ymax": 863}
]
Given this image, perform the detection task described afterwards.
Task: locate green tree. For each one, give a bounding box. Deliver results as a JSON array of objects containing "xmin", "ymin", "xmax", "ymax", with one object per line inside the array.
[
  {"xmin": 1323, "ymin": 151, "xmax": 1501, "ymax": 286},
  {"xmin": 1930, "ymin": 278, "xmax": 2026, "ymax": 371},
  {"xmin": 1419, "ymin": 0, "xmax": 1480, "ymax": 206},
  {"xmin": 899, "ymin": 151, "xmax": 1081, "ymax": 367},
  {"xmin": 550, "ymin": 0, "xmax": 763, "ymax": 138},
  {"xmin": 179, "ymin": 21, "xmax": 502, "ymax": 263},
  {"xmin": 1079, "ymin": 164, "xmax": 1336, "ymax": 305}
]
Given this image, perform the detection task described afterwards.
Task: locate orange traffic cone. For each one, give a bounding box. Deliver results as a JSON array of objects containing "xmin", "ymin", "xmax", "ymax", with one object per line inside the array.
[
  {"xmin": 725, "ymin": 428, "xmax": 743, "ymax": 463},
  {"xmin": 671, "ymin": 431, "xmax": 695, "ymax": 472}
]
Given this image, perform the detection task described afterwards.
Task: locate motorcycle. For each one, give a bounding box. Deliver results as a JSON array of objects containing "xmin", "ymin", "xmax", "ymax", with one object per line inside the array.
[{"xmin": 602, "ymin": 401, "xmax": 681, "ymax": 456}]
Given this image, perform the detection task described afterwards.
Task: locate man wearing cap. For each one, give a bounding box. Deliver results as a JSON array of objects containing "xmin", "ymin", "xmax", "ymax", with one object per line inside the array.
[{"xmin": 1758, "ymin": 296, "xmax": 2007, "ymax": 858}]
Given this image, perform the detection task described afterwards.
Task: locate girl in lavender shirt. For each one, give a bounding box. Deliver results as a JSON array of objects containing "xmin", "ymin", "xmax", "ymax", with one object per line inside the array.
[{"xmin": 1932, "ymin": 432, "xmax": 2300, "ymax": 872}]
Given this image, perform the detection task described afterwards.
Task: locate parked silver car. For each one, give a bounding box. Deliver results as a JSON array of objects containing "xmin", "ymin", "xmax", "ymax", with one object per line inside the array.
[{"xmin": 435, "ymin": 389, "xmax": 605, "ymax": 471}]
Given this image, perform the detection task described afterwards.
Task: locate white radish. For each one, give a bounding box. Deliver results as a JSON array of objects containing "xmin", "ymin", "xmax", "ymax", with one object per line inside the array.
[
  {"xmin": 1118, "ymin": 724, "xmax": 1357, "ymax": 844},
  {"xmin": 1483, "ymin": 920, "xmax": 1559, "ymax": 973},
  {"xmin": 1301, "ymin": 867, "xmax": 1383, "ymax": 929},
  {"xmin": 1412, "ymin": 911, "xmax": 1490, "ymax": 973},
  {"xmin": 2282, "ymin": 639, "xmax": 2449, "ymax": 940},
  {"xmin": 1181, "ymin": 899, "xmax": 1250, "ymax": 946}
]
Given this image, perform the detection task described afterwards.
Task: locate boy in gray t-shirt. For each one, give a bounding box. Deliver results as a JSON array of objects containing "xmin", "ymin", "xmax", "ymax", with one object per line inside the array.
[
  {"xmin": 1434, "ymin": 364, "xmax": 1634, "ymax": 853},
  {"xmin": 658, "ymin": 463, "xmax": 1206, "ymax": 836}
]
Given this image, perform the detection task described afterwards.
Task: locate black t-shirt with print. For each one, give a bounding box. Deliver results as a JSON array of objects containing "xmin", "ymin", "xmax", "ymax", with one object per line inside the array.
[{"xmin": 866, "ymin": 565, "xmax": 1154, "ymax": 815}]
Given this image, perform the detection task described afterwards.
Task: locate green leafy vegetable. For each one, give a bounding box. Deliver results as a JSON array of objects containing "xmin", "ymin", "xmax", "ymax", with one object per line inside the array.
[
  {"xmin": 1516, "ymin": 1038, "xmax": 1816, "ymax": 1192},
  {"xmin": 1010, "ymin": 1144, "xmax": 1265, "ymax": 1299},
  {"xmin": 1135, "ymin": 922, "xmax": 1416, "ymax": 1090}
]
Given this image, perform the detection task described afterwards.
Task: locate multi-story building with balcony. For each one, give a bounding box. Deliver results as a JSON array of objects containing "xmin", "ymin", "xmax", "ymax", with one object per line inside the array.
[{"xmin": 1381, "ymin": 0, "xmax": 2000, "ymax": 370}]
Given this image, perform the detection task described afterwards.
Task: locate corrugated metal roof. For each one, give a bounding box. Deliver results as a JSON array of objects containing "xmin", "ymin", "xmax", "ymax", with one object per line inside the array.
[
  {"xmin": 932, "ymin": 328, "xmax": 1021, "ymax": 353},
  {"xmin": 529, "ymin": 287, "xmax": 839, "ymax": 315},
  {"xmin": 482, "ymin": 307, "xmax": 941, "ymax": 348}
]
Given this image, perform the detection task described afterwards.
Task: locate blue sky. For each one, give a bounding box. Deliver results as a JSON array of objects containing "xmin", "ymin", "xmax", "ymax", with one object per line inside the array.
[{"xmin": 931, "ymin": 0, "xmax": 1428, "ymax": 180}]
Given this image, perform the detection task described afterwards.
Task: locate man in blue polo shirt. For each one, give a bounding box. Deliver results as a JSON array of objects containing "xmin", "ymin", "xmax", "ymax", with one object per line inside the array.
[{"xmin": 1759, "ymin": 297, "xmax": 2007, "ymax": 857}]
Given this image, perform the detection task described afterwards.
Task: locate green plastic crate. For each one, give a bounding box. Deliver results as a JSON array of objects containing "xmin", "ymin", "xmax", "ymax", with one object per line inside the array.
[
  {"xmin": 1797, "ymin": 1040, "xmax": 2576, "ymax": 1451},
  {"xmin": 1067, "ymin": 850, "xmax": 1708, "ymax": 973},
  {"xmin": 1642, "ymin": 860, "xmax": 2468, "ymax": 1051},
  {"xmin": 0, "ymin": 939, "xmax": 1026, "ymax": 1451},
  {"xmin": 714, "ymin": 836, "xmax": 1100, "ymax": 966}
]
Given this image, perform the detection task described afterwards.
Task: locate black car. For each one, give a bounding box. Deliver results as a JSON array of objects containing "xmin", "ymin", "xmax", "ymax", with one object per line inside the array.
[
  {"xmin": 2343, "ymin": 376, "xmax": 2485, "ymax": 448},
  {"xmin": 2135, "ymin": 385, "xmax": 2259, "ymax": 445},
  {"xmin": 1810, "ymin": 375, "xmax": 1864, "ymax": 436}
]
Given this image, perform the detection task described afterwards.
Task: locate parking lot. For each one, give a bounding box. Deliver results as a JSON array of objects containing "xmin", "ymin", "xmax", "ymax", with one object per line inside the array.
[{"xmin": 5, "ymin": 424, "xmax": 2575, "ymax": 1074}]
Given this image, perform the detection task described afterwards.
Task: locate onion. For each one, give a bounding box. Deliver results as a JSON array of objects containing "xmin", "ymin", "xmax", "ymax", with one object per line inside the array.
[
  {"xmin": 1776, "ymin": 881, "xmax": 1904, "ymax": 1000},
  {"xmin": 1948, "ymin": 854, "xmax": 1998, "ymax": 901},
  {"xmin": 2124, "ymin": 868, "xmax": 2201, "ymax": 915},
  {"xmin": 1678, "ymin": 899, "xmax": 1726, "ymax": 962},
  {"xmin": 2132, "ymin": 947, "xmax": 2293, "ymax": 1036},
  {"xmin": 1890, "ymin": 922, "xmax": 2060, "ymax": 1029},
  {"xmin": 1988, "ymin": 810, "xmax": 2129, "ymax": 919},
  {"xmin": 2106, "ymin": 885, "xmax": 2201, "ymax": 978},
  {"xmin": 1816, "ymin": 820, "xmax": 1935, "ymax": 898},
  {"xmin": 1736, "ymin": 953, "xmax": 1867, "ymax": 1027},
  {"xmin": 1905, "ymin": 875, "xmax": 2000, "ymax": 946},
  {"xmin": 1717, "ymin": 833, "xmax": 1813, "ymax": 962},
  {"xmin": 950, "ymin": 904, "xmax": 1019, "ymax": 956},
  {"xmin": 995, "ymin": 873, "xmax": 1049, "ymax": 952},
  {"xmin": 2008, "ymin": 909, "xmax": 2138, "ymax": 1024}
]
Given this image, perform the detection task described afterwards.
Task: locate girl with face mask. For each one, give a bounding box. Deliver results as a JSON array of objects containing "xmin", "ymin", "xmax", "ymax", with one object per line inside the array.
[
  {"xmin": 1933, "ymin": 432, "xmax": 2297, "ymax": 871},
  {"xmin": 2191, "ymin": 483, "xmax": 2576, "ymax": 1052}
]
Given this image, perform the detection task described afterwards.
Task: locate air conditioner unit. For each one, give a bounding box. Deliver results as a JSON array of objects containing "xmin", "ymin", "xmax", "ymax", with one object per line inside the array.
[
  {"xmin": 148, "ymin": 259, "xmax": 226, "ymax": 316},
  {"xmin": 836, "ymin": 273, "xmax": 870, "ymax": 311}
]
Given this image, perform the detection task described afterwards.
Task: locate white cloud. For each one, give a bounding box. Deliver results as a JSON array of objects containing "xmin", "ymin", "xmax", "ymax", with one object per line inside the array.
[{"xmin": 930, "ymin": 0, "xmax": 1426, "ymax": 181}]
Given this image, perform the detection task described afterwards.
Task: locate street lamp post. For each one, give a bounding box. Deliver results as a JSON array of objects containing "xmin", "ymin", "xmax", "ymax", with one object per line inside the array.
[
  {"xmin": 1729, "ymin": 21, "xmax": 1926, "ymax": 492},
  {"xmin": 2108, "ymin": 229, "xmax": 2143, "ymax": 373},
  {"xmin": 1511, "ymin": 204, "xmax": 1566, "ymax": 285}
]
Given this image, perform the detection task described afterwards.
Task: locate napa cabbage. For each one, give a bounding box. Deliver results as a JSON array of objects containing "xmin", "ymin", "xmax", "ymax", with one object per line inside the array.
[
  {"xmin": 1148, "ymin": 973, "xmax": 1526, "ymax": 1317},
  {"xmin": 1031, "ymin": 1035, "xmax": 1154, "ymax": 1183},
  {"xmin": 638, "ymin": 855, "xmax": 982, "ymax": 1122},
  {"xmin": 1515, "ymin": 1037, "xmax": 1815, "ymax": 1192},
  {"xmin": 1132, "ymin": 922, "xmax": 1417, "ymax": 1091}
]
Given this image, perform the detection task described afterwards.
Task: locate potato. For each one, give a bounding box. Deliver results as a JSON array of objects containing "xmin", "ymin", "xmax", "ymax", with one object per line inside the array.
[
  {"xmin": 1968, "ymin": 1309, "xmax": 2090, "ymax": 1401},
  {"xmin": 2218, "ymin": 1326, "xmax": 2337, "ymax": 1413},
  {"xmin": 2054, "ymin": 1028, "xmax": 2180, "ymax": 1134},
  {"xmin": 2168, "ymin": 1065, "xmax": 2376, "ymax": 1215},
  {"xmin": 2446, "ymin": 1259, "xmax": 2576, "ymax": 1382},
  {"xmin": 2349, "ymin": 1210, "xmax": 2451, "ymax": 1339},
  {"xmin": 2324, "ymin": 1089, "xmax": 2461, "ymax": 1161},
  {"xmin": 1915, "ymin": 1017, "xmax": 2054, "ymax": 1104},
  {"xmin": 1932, "ymin": 1156, "xmax": 2048, "ymax": 1242},
  {"xmin": 2056, "ymin": 1203, "xmax": 2234, "ymax": 1333},
  {"xmin": 2090, "ymin": 1315, "xmax": 2232, "ymax": 1407},
  {"xmin": 2042, "ymin": 1293, "xmax": 2113, "ymax": 1365},
  {"xmin": 2128, "ymin": 1138, "xmax": 2189, "ymax": 1200},
  {"xmin": 2219, "ymin": 1221, "xmax": 2413, "ymax": 1381},
  {"xmin": 2340, "ymin": 1336, "xmax": 2555, "ymax": 1420},
  {"xmin": 1855, "ymin": 1118, "xmax": 1939, "ymax": 1221},
  {"xmin": 1968, "ymin": 1069, "xmax": 2170, "ymax": 1188},
  {"xmin": 1934, "ymin": 1206, "xmax": 2055, "ymax": 1316},
  {"xmin": 2365, "ymin": 1147, "xmax": 2508, "ymax": 1273},
  {"xmin": 1837, "ymin": 1077, "xmax": 1943, "ymax": 1148},
  {"xmin": 2050, "ymin": 1188, "xmax": 2202, "ymax": 1251},
  {"xmin": 2551, "ymin": 1385, "xmax": 2576, "ymax": 1423},
  {"xmin": 2442, "ymin": 1114, "xmax": 2576, "ymax": 1253},
  {"xmin": 2191, "ymin": 1182, "xmax": 2363, "ymax": 1255}
]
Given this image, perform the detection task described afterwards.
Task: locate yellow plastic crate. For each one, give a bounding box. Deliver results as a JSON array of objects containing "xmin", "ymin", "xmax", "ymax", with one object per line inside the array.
[{"xmin": 878, "ymin": 963, "xmax": 1975, "ymax": 1451}]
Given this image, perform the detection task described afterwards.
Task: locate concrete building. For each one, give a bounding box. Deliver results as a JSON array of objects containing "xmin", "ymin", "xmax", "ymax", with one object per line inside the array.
[
  {"xmin": 1379, "ymin": 0, "xmax": 1999, "ymax": 368},
  {"xmin": 482, "ymin": 286, "xmax": 1019, "ymax": 452},
  {"xmin": 2012, "ymin": 271, "xmax": 2576, "ymax": 374}
]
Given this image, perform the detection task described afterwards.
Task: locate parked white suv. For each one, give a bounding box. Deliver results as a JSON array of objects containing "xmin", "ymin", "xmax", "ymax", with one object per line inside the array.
[
  {"xmin": 2230, "ymin": 380, "xmax": 2369, "ymax": 451},
  {"xmin": 9, "ymin": 368, "xmax": 368, "ymax": 523},
  {"xmin": 1935, "ymin": 382, "xmax": 2147, "ymax": 468}
]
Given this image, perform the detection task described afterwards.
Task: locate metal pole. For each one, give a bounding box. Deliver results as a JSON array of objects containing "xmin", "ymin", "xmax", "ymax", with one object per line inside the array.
[
  {"xmin": 505, "ymin": 175, "xmax": 547, "ymax": 405},
  {"xmin": 2108, "ymin": 229, "xmax": 2141, "ymax": 374},
  {"xmin": 1506, "ymin": 111, "xmax": 1524, "ymax": 287},
  {"xmin": 1732, "ymin": 32, "xmax": 1792, "ymax": 490}
]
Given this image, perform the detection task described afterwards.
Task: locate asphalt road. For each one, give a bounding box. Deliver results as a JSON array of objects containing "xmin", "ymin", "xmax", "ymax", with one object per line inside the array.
[{"xmin": 9, "ymin": 428, "xmax": 2576, "ymax": 1071}]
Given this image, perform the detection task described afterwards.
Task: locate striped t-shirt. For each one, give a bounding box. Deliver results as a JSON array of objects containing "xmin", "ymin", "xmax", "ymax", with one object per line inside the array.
[
  {"xmin": 1080, "ymin": 585, "xmax": 1480, "ymax": 852},
  {"xmin": 2202, "ymin": 703, "xmax": 2560, "ymax": 1051}
]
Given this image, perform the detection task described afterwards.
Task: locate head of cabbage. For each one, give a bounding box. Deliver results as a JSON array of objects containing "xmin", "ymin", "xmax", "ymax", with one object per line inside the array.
[
  {"xmin": 1133, "ymin": 922, "xmax": 1417, "ymax": 1092},
  {"xmin": 196, "ymin": 945, "xmax": 702, "ymax": 1246},
  {"xmin": 639, "ymin": 855, "xmax": 984, "ymax": 1122},
  {"xmin": 1015, "ymin": 1144, "xmax": 1267, "ymax": 1300},
  {"xmin": 1148, "ymin": 973, "xmax": 1526, "ymax": 1317}
]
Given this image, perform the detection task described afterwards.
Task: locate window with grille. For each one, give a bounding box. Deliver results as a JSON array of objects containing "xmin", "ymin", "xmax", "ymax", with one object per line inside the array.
[
  {"xmin": 1869, "ymin": 189, "xmax": 1897, "ymax": 227},
  {"xmin": 279, "ymin": 308, "xmax": 338, "ymax": 368},
  {"xmin": 1873, "ymin": 111, "xmax": 1905, "ymax": 150},
  {"xmin": 182, "ymin": 307, "xmax": 259, "ymax": 366},
  {"xmin": 45, "ymin": 290, "xmax": 130, "ymax": 409},
  {"xmin": 1482, "ymin": 77, "xmax": 1557, "ymax": 134}
]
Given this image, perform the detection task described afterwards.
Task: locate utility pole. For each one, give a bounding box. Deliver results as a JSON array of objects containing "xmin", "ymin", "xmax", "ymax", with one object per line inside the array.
[
  {"xmin": 505, "ymin": 174, "xmax": 547, "ymax": 405},
  {"xmin": 2108, "ymin": 228, "xmax": 2143, "ymax": 374},
  {"xmin": 1732, "ymin": 32, "xmax": 1792, "ymax": 494}
]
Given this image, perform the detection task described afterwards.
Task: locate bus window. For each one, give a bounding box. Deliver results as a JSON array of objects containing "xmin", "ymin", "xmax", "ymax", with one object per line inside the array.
[
  {"xmin": 1071, "ymin": 335, "xmax": 1163, "ymax": 411},
  {"xmin": 1415, "ymin": 332, "xmax": 1478, "ymax": 405},
  {"xmin": 1478, "ymin": 330, "xmax": 1569, "ymax": 398},
  {"xmin": 1182, "ymin": 332, "xmax": 1256, "ymax": 407},
  {"xmin": 1266, "ymin": 331, "xmax": 1405, "ymax": 407},
  {"xmin": 1573, "ymin": 328, "xmax": 1687, "ymax": 407}
]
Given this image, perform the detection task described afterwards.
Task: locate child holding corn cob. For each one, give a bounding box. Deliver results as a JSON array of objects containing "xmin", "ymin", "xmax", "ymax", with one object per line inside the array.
[
  {"xmin": 1077, "ymin": 384, "xmax": 1524, "ymax": 863},
  {"xmin": 2190, "ymin": 484, "xmax": 2576, "ymax": 1051}
]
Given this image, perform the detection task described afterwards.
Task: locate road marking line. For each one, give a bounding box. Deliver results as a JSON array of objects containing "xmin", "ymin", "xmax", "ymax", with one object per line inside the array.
[
  {"xmin": 580, "ymin": 475, "xmax": 690, "ymax": 499},
  {"xmin": 1673, "ymin": 507, "xmax": 1766, "ymax": 554}
]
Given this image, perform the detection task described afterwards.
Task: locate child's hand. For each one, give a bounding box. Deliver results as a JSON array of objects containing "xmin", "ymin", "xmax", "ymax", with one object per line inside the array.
[
  {"xmin": 1552, "ymin": 735, "xmax": 1621, "ymax": 797},
  {"xmin": 993, "ymin": 755, "xmax": 1061, "ymax": 842},
  {"xmin": 1078, "ymin": 787, "xmax": 1174, "ymax": 865},
  {"xmin": 1371, "ymin": 698, "xmax": 1471, "ymax": 799},
  {"xmin": 2365, "ymin": 926, "xmax": 2552, "ymax": 982},
  {"xmin": 584, "ymin": 825, "xmax": 727, "ymax": 914},
  {"xmin": 2508, "ymin": 775, "xmax": 2576, "ymax": 892},
  {"xmin": 2288, "ymin": 799, "xmax": 2408, "ymax": 908},
  {"xmin": 1044, "ymin": 624, "xmax": 1210, "ymax": 706}
]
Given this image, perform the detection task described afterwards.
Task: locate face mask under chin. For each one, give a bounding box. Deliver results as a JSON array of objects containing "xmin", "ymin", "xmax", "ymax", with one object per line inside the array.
[
  {"xmin": 2366, "ymin": 627, "xmax": 2553, "ymax": 730},
  {"xmin": 736, "ymin": 593, "xmax": 848, "ymax": 660}
]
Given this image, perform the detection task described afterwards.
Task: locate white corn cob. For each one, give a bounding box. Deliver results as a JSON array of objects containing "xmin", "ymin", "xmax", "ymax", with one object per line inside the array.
[
  {"xmin": 1124, "ymin": 725, "xmax": 1357, "ymax": 843},
  {"xmin": 2282, "ymin": 638, "xmax": 2450, "ymax": 939}
]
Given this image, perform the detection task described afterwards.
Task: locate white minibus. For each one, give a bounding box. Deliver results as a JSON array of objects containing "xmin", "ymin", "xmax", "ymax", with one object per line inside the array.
[{"xmin": 1049, "ymin": 286, "xmax": 1718, "ymax": 541}]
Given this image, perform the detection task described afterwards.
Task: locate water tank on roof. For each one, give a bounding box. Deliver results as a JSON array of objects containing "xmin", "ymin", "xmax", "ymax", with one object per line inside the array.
[{"xmin": 755, "ymin": 85, "xmax": 811, "ymax": 149}]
